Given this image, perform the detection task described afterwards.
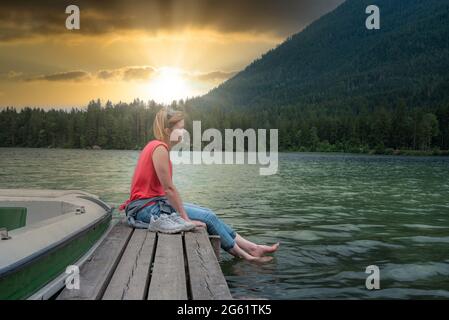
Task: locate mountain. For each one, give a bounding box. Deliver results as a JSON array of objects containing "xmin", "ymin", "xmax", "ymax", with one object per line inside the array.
[{"xmin": 191, "ymin": 0, "xmax": 449, "ymax": 112}]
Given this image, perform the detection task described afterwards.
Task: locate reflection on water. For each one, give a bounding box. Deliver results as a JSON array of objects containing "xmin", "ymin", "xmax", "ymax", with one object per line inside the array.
[{"xmin": 1, "ymin": 148, "xmax": 449, "ymax": 299}]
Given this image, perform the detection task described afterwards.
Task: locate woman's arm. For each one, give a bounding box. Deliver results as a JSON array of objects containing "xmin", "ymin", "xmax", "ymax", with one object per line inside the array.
[
  {"xmin": 152, "ymin": 146, "xmax": 206, "ymax": 228},
  {"xmin": 152, "ymin": 145, "xmax": 190, "ymax": 219}
]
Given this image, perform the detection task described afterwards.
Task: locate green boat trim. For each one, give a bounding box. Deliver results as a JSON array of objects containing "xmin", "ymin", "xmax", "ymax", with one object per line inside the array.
[
  {"xmin": 0, "ymin": 214, "xmax": 111, "ymax": 299},
  {"xmin": 0, "ymin": 189, "xmax": 114, "ymax": 300}
]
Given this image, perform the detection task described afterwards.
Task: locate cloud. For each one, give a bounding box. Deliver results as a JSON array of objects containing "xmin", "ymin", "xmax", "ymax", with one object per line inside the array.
[
  {"xmin": 19, "ymin": 66, "xmax": 234, "ymax": 84},
  {"xmin": 7, "ymin": 71, "xmax": 23, "ymax": 79},
  {"xmin": 25, "ymin": 71, "xmax": 91, "ymax": 82},
  {"xmin": 0, "ymin": 0, "xmax": 344, "ymax": 42},
  {"xmin": 122, "ymin": 66, "xmax": 155, "ymax": 81},
  {"xmin": 0, "ymin": 70, "xmax": 22, "ymax": 80},
  {"xmin": 96, "ymin": 69, "xmax": 122, "ymax": 80},
  {"xmin": 194, "ymin": 71, "xmax": 237, "ymax": 82},
  {"xmin": 23, "ymin": 67, "xmax": 155, "ymax": 83},
  {"xmin": 96, "ymin": 66, "xmax": 155, "ymax": 81},
  {"xmin": 95, "ymin": 66, "xmax": 235, "ymax": 83}
]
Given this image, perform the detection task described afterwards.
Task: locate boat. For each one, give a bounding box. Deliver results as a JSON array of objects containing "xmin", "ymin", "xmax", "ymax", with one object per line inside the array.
[{"xmin": 0, "ymin": 189, "xmax": 113, "ymax": 299}]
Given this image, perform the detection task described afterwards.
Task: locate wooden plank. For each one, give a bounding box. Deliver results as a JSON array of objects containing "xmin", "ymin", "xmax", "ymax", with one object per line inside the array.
[
  {"xmin": 122, "ymin": 231, "xmax": 156, "ymax": 300},
  {"xmin": 57, "ymin": 221, "xmax": 133, "ymax": 300},
  {"xmin": 102, "ymin": 230, "xmax": 156, "ymax": 300},
  {"xmin": 185, "ymin": 228, "xmax": 232, "ymax": 300},
  {"xmin": 208, "ymin": 235, "xmax": 221, "ymax": 259},
  {"xmin": 147, "ymin": 233, "xmax": 187, "ymax": 300}
]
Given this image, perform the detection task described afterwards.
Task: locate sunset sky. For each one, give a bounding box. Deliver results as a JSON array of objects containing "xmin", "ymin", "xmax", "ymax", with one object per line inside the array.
[{"xmin": 0, "ymin": 0, "xmax": 343, "ymax": 108}]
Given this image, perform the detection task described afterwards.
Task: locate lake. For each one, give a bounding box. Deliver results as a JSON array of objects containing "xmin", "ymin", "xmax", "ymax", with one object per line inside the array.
[{"xmin": 1, "ymin": 148, "xmax": 448, "ymax": 299}]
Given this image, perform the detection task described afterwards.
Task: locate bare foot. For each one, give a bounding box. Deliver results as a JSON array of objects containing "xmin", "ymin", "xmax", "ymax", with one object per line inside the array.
[
  {"xmin": 249, "ymin": 242, "xmax": 280, "ymax": 257},
  {"xmin": 248, "ymin": 255, "xmax": 274, "ymax": 263}
]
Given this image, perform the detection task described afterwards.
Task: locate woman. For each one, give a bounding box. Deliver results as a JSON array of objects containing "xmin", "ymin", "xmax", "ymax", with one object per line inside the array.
[{"xmin": 120, "ymin": 108, "xmax": 279, "ymax": 262}]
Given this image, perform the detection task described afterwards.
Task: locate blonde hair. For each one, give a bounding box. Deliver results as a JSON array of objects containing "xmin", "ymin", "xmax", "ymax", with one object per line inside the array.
[{"xmin": 153, "ymin": 108, "xmax": 184, "ymax": 143}]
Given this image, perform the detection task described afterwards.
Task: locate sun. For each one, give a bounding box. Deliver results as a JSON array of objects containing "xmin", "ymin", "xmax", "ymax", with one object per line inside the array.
[{"xmin": 147, "ymin": 67, "xmax": 191, "ymax": 104}]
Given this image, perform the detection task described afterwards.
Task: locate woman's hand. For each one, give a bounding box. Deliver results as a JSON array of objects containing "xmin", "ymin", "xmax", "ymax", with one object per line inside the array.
[
  {"xmin": 190, "ymin": 220, "xmax": 207, "ymax": 228},
  {"xmin": 182, "ymin": 216, "xmax": 206, "ymax": 228}
]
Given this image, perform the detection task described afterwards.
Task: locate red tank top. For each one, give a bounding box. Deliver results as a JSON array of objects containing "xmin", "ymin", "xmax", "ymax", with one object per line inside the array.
[{"xmin": 119, "ymin": 140, "xmax": 172, "ymax": 211}]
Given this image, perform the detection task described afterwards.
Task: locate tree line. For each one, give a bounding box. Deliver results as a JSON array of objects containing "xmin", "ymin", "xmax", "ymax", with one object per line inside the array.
[{"xmin": 0, "ymin": 98, "xmax": 448, "ymax": 155}]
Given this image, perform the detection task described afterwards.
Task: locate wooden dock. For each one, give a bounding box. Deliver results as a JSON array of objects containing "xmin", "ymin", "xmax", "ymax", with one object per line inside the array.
[{"xmin": 57, "ymin": 219, "xmax": 232, "ymax": 300}]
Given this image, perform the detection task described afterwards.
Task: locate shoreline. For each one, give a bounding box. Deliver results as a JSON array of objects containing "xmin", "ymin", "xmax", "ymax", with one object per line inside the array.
[
  {"xmin": 1, "ymin": 146, "xmax": 449, "ymax": 157},
  {"xmin": 284, "ymin": 149, "xmax": 449, "ymax": 157}
]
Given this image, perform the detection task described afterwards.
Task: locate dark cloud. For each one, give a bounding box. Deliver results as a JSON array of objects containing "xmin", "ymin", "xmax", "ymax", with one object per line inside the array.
[
  {"xmin": 25, "ymin": 70, "xmax": 90, "ymax": 82},
  {"xmin": 0, "ymin": 0, "xmax": 344, "ymax": 42}
]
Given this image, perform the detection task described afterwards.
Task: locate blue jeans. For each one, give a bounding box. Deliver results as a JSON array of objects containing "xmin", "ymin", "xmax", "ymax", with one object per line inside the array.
[{"xmin": 135, "ymin": 202, "xmax": 237, "ymax": 251}]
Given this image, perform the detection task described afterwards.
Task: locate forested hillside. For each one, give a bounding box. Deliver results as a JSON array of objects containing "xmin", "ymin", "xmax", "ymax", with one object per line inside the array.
[{"xmin": 185, "ymin": 0, "xmax": 449, "ymax": 153}]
